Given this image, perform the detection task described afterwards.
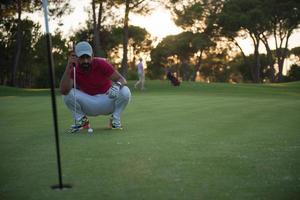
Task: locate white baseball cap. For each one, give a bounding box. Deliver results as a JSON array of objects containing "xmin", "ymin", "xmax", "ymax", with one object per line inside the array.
[{"xmin": 75, "ymin": 41, "xmax": 93, "ymax": 57}]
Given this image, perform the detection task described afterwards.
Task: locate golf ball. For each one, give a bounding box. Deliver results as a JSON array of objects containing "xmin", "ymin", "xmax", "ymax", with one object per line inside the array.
[{"xmin": 88, "ymin": 128, "xmax": 93, "ymax": 133}]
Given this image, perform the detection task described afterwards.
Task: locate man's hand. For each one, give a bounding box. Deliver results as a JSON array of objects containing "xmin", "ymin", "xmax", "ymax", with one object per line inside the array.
[
  {"xmin": 108, "ymin": 82, "xmax": 121, "ymax": 98},
  {"xmin": 68, "ymin": 51, "xmax": 78, "ymax": 69}
]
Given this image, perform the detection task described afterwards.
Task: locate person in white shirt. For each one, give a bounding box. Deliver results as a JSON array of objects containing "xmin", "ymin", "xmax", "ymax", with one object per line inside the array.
[{"xmin": 134, "ymin": 58, "xmax": 145, "ymax": 90}]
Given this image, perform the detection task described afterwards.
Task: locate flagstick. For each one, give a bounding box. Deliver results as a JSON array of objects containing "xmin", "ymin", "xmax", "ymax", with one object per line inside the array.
[{"xmin": 42, "ymin": 0, "xmax": 72, "ymax": 190}]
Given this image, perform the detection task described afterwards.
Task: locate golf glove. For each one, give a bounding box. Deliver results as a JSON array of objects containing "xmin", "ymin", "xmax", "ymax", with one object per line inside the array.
[{"xmin": 108, "ymin": 82, "xmax": 121, "ymax": 99}]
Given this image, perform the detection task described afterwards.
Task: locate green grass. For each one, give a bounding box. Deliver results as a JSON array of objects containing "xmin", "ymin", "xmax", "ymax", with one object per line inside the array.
[{"xmin": 1, "ymin": 81, "xmax": 300, "ymax": 200}]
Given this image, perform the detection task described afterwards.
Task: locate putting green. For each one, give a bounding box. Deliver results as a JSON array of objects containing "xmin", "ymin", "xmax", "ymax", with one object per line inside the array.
[{"xmin": 0, "ymin": 81, "xmax": 299, "ymax": 199}]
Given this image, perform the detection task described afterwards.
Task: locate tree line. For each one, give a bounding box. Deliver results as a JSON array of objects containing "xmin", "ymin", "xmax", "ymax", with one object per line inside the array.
[{"xmin": 0, "ymin": 0, "xmax": 300, "ymax": 88}]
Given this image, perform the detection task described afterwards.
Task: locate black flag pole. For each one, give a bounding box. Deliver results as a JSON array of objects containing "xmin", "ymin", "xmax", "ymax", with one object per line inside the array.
[{"xmin": 42, "ymin": 0, "xmax": 72, "ymax": 190}]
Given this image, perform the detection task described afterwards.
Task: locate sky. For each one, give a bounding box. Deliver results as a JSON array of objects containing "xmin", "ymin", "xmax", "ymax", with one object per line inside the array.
[
  {"xmin": 38, "ymin": 0, "xmax": 182, "ymax": 40},
  {"xmin": 38, "ymin": 0, "xmax": 299, "ymax": 56}
]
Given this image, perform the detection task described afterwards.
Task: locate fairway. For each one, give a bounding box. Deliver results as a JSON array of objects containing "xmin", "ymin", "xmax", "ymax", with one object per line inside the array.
[{"xmin": 1, "ymin": 81, "xmax": 300, "ymax": 200}]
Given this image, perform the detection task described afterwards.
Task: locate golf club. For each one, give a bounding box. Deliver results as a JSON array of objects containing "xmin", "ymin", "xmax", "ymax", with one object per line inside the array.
[
  {"xmin": 73, "ymin": 63, "xmax": 76, "ymax": 126},
  {"xmin": 71, "ymin": 62, "xmax": 93, "ymax": 134}
]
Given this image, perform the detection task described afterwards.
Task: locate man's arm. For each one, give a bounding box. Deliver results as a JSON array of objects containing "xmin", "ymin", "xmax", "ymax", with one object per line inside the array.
[
  {"xmin": 60, "ymin": 52, "xmax": 76, "ymax": 95},
  {"xmin": 109, "ymin": 70, "xmax": 127, "ymax": 86},
  {"xmin": 60, "ymin": 66, "xmax": 73, "ymax": 95}
]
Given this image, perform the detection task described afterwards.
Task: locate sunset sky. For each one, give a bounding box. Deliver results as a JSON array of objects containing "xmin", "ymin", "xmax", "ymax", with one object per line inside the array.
[{"xmin": 40, "ymin": 0, "xmax": 182, "ymax": 40}]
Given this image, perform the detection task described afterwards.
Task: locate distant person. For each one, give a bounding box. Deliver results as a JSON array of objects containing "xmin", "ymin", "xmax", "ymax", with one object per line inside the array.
[
  {"xmin": 134, "ymin": 58, "xmax": 145, "ymax": 90},
  {"xmin": 60, "ymin": 41, "xmax": 131, "ymax": 132}
]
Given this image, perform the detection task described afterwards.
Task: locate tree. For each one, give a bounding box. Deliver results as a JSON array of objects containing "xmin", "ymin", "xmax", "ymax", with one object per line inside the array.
[
  {"xmin": 165, "ymin": 0, "xmax": 222, "ymax": 81},
  {"xmin": 0, "ymin": 17, "xmax": 15, "ymax": 85},
  {"xmin": 261, "ymin": 0, "xmax": 300, "ymax": 82},
  {"xmin": 1, "ymin": 0, "xmax": 24, "ymax": 86},
  {"xmin": 200, "ymin": 54, "xmax": 229, "ymax": 82},
  {"xmin": 190, "ymin": 32, "xmax": 215, "ymax": 81},
  {"xmin": 33, "ymin": 31, "xmax": 68, "ymax": 88},
  {"xmin": 127, "ymin": 26, "xmax": 152, "ymax": 67},
  {"xmin": 217, "ymin": 0, "xmax": 269, "ymax": 83},
  {"xmin": 0, "ymin": 0, "xmax": 72, "ymax": 87},
  {"xmin": 148, "ymin": 31, "xmax": 213, "ymax": 80},
  {"xmin": 287, "ymin": 64, "xmax": 300, "ymax": 81},
  {"xmin": 108, "ymin": 25, "xmax": 152, "ymax": 71},
  {"xmin": 0, "ymin": 16, "xmax": 42, "ymax": 87},
  {"xmin": 291, "ymin": 46, "xmax": 300, "ymax": 57},
  {"xmin": 69, "ymin": 24, "xmax": 152, "ymax": 71},
  {"xmin": 91, "ymin": 0, "xmax": 103, "ymax": 56},
  {"xmin": 91, "ymin": 0, "xmax": 115, "ymax": 56},
  {"xmin": 217, "ymin": 0, "xmax": 300, "ymax": 83},
  {"xmin": 113, "ymin": 0, "xmax": 152, "ymax": 78}
]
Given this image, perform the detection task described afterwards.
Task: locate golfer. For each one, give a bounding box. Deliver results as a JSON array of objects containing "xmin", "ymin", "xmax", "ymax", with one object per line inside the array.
[
  {"xmin": 134, "ymin": 58, "xmax": 145, "ymax": 90},
  {"xmin": 60, "ymin": 41, "xmax": 131, "ymax": 132}
]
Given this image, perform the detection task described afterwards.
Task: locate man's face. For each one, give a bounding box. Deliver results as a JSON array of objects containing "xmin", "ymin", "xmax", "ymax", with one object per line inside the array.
[{"xmin": 78, "ymin": 54, "xmax": 92, "ymax": 71}]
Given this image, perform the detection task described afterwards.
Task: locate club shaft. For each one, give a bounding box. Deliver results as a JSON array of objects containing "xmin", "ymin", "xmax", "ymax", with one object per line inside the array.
[{"xmin": 73, "ymin": 66, "xmax": 76, "ymax": 123}]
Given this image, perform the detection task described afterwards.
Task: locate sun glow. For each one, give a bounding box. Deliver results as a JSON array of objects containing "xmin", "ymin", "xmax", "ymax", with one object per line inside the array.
[
  {"xmin": 35, "ymin": 0, "xmax": 182, "ymax": 42},
  {"xmin": 130, "ymin": 7, "xmax": 182, "ymax": 41}
]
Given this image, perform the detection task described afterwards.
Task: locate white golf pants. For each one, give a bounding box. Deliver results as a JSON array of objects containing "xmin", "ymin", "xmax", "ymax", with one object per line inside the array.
[
  {"xmin": 134, "ymin": 73, "xmax": 145, "ymax": 89},
  {"xmin": 63, "ymin": 86, "xmax": 131, "ymax": 126}
]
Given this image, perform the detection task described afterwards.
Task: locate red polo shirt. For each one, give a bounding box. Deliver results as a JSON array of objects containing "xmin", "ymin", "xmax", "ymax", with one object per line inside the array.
[{"xmin": 70, "ymin": 57, "xmax": 115, "ymax": 95}]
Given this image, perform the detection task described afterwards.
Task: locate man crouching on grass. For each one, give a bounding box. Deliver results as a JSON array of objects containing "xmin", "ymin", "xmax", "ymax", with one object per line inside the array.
[{"xmin": 60, "ymin": 41, "xmax": 131, "ymax": 133}]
